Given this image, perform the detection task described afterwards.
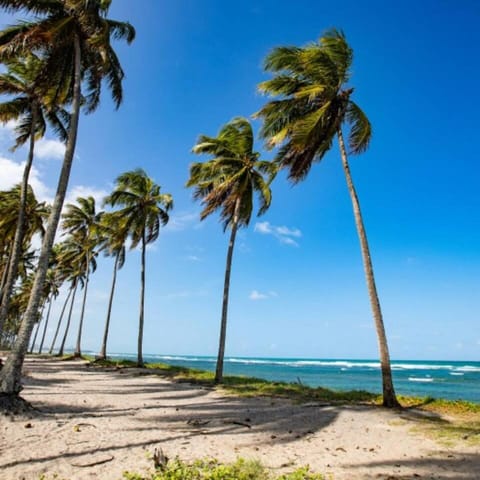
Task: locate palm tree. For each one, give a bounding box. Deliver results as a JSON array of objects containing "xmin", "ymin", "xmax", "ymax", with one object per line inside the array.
[
  {"xmin": 186, "ymin": 117, "xmax": 276, "ymax": 383},
  {"xmin": 0, "ymin": 53, "xmax": 69, "ymax": 336},
  {"xmin": 255, "ymin": 30, "xmax": 399, "ymax": 408},
  {"xmin": 61, "ymin": 196, "xmax": 103, "ymax": 357},
  {"xmin": 97, "ymin": 212, "xmax": 127, "ymax": 360},
  {"xmin": 105, "ymin": 169, "xmax": 173, "ymax": 367},
  {"xmin": 0, "ymin": 0, "xmax": 135, "ymax": 396},
  {"xmin": 0, "ymin": 185, "xmax": 49, "ymax": 329}
]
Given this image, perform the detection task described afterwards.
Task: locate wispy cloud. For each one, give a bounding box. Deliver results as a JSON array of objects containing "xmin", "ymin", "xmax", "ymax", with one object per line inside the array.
[
  {"xmin": 165, "ymin": 210, "xmax": 201, "ymax": 232},
  {"xmin": 185, "ymin": 255, "xmax": 202, "ymax": 262},
  {"xmin": 254, "ymin": 221, "xmax": 302, "ymax": 247},
  {"xmin": 249, "ymin": 290, "xmax": 278, "ymax": 301}
]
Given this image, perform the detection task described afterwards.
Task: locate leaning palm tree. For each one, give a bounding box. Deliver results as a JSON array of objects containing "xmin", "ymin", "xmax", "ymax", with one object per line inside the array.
[
  {"xmin": 0, "ymin": 0, "xmax": 135, "ymax": 396},
  {"xmin": 255, "ymin": 30, "xmax": 399, "ymax": 407},
  {"xmin": 0, "ymin": 53, "xmax": 68, "ymax": 335},
  {"xmin": 61, "ymin": 196, "xmax": 103, "ymax": 357},
  {"xmin": 105, "ymin": 169, "xmax": 173, "ymax": 367},
  {"xmin": 97, "ymin": 211, "xmax": 127, "ymax": 360},
  {"xmin": 186, "ymin": 117, "xmax": 276, "ymax": 383}
]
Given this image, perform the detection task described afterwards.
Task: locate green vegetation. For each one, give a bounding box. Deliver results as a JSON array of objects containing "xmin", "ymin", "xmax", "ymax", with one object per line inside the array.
[
  {"xmin": 90, "ymin": 357, "xmax": 480, "ymax": 417},
  {"xmin": 123, "ymin": 458, "xmax": 324, "ymax": 480},
  {"xmin": 412, "ymin": 418, "xmax": 480, "ymax": 447}
]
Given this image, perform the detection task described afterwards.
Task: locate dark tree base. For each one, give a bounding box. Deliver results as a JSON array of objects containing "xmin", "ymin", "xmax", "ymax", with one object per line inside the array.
[{"xmin": 0, "ymin": 393, "xmax": 35, "ymax": 415}]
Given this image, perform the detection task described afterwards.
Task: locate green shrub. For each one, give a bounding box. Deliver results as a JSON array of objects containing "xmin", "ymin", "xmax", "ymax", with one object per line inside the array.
[{"xmin": 123, "ymin": 458, "xmax": 323, "ymax": 480}]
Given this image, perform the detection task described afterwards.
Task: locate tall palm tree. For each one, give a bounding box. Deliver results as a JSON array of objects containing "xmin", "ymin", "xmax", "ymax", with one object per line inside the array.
[
  {"xmin": 97, "ymin": 211, "xmax": 127, "ymax": 360},
  {"xmin": 0, "ymin": 53, "xmax": 69, "ymax": 335},
  {"xmin": 0, "ymin": 0, "xmax": 135, "ymax": 396},
  {"xmin": 255, "ymin": 30, "xmax": 399, "ymax": 408},
  {"xmin": 186, "ymin": 117, "xmax": 276, "ymax": 383},
  {"xmin": 105, "ymin": 169, "xmax": 172, "ymax": 367},
  {"xmin": 61, "ymin": 196, "xmax": 103, "ymax": 357}
]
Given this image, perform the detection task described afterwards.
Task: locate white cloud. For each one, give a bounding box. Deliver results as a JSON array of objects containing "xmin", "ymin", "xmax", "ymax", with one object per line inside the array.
[
  {"xmin": 249, "ymin": 290, "xmax": 278, "ymax": 301},
  {"xmin": 185, "ymin": 255, "xmax": 201, "ymax": 262},
  {"xmin": 65, "ymin": 185, "xmax": 109, "ymax": 206},
  {"xmin": 35, "ymin": 138, "xmax": 66, "ymax": 160},
  {"xmin": 0, "ymin": 156, "xmax": 52, "ymax": 202},
  {"xmin": 254, "ymin": 221, "xmax": 302, "ymax": 247},
  {"xmin": 249, "ymin": 290, "xmax": 268, "ymax": 300}
]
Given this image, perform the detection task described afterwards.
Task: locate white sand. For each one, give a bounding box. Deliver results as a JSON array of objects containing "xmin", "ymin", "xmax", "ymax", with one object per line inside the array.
[{"xmin": 0, "ymin": 357, "xmax": 478, "ymax": 479}]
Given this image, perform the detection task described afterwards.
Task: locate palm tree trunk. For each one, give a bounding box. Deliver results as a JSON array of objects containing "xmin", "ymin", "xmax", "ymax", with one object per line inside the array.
[
  {"xmin": 29, "ymin": 302, "xmax": 45, "ymax": 353},
  {"xmin": 58, "ymin": 282, "xmax": 78, "ymax": 357},
  {"xmin": 0, "ymin": 249, "xmax": 12, "ymax": 299},
  {"xmin": 99, "ymin": 251, "xmax": 119, "ymax": 360},
  {"xmin": 0, "ymin": 104, "xmax": 38, "ymax": 335},
  {"xmin": 137, "ymin": 231, "xmax": 146, "ymax": 367},
  {"xmin": 74, "ymin": 252, "xmax": 90, "ymax": 358},
  {"xmin": 0, "ymin": 34, "xmax": 82, "ymax": 395},
  {"xmin": 49, "ymin": 288, "xmax": 72, "ymax": 355},
  {"xmin": 29, "ymin": 301, "xmax": 45, "ymax": 354},
  {"xmin": 337, "ymin": 128, "xmax": 399, "ymax": 408},
  {"xmin": 29, "ymin": 322, "xmax": 40, "ymax": 354},
  {"xmin": 215, "ymin": 198, "xmax": 240, "ymax": 384},
  {"xmin": 38, "ymin": 296, "xmax": 53, "ymax": 354}
]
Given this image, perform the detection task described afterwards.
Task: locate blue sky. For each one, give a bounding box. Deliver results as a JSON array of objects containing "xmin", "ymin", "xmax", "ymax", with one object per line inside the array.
[{"xmin": 1, "ymin": 0, "xmax": 479, "ymax": 360}]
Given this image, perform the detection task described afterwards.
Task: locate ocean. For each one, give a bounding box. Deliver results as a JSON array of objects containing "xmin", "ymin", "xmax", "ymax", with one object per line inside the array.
[{"xmin": 106, "ymin": 353, "xmax": 480, "ymax": 403}]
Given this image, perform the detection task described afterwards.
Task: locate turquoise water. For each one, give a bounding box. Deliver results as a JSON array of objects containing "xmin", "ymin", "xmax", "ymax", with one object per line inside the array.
[{"xmin": 107, "ymin": 353, "xmax": 480, "ymax": 402}]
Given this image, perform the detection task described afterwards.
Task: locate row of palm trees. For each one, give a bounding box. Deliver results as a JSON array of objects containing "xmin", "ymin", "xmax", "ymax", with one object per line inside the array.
[
  {"xmin": 0, "ymin": 169, "xmax": 172, "ymax": 367},
  {"xmin": 0, "ymin": 0, "xmax": 400, "ymax": 408},
  {"xmin": 0, "ymin": 0, "xmax": 135, "ymax": 397}
]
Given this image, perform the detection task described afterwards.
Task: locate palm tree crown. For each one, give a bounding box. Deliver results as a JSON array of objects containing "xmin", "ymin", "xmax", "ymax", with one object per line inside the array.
[
  {"xmin": 105, "ymin": 169, "xmax": 173, "ymax": 249},
  {"xmin": 187, "ymin": 117, "xmax": 276, "ymax": 229},
  {"xmin": 256, "ymin": 29, "xmax": 370, "ymax": 181}
]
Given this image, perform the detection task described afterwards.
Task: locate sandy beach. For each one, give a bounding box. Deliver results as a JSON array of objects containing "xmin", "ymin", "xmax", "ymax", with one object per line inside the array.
[{"xmin": 0, "ymin": 356, "xmax": 478, "ymax": 480}]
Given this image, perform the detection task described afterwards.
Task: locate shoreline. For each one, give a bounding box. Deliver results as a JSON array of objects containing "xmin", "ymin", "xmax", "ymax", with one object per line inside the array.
[
  {"xmin": 1, "ymin": 355, "xmax": 479, "ymax": 479},
  {"xmin": 80, "ymin": 351, "xmax": 480, "ymax": 405}
]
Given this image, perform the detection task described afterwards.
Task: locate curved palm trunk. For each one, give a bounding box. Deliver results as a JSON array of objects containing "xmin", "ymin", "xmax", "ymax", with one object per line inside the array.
[
  {"xmin": 0, "ymin": 35, "xmax": 82, "ymax": 394},
  {"xmin": 49, "ymin": 288, "xmax": 72, "ymax": 354},
  {"xmin": 38, "ymin": 296, "xmax": 53, "ymax": 354},
  {"xmin": 74, "ymin": 252, "xmax": 90, "ymax": 358},
  {"xmin": 0, "ymin": 105, "xmax": 38, "ymax": 335},
  {"xmin": 337, "ymin": 128, "xmax": 399, "ymax": 408},
  {"xmin": 99, "ymin": 252, "xmax": 120, "ymax": 360},
  {"xmin": 137, "ymin": 232, "xmax": 146, "ymax": 367},
  {"xmin": 58, "ymin": 282, "xmax": 78, "ymax": 357},
  {"xmin": 215, "ymin": 199, "xmax": 240, "ymax": 384}
]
